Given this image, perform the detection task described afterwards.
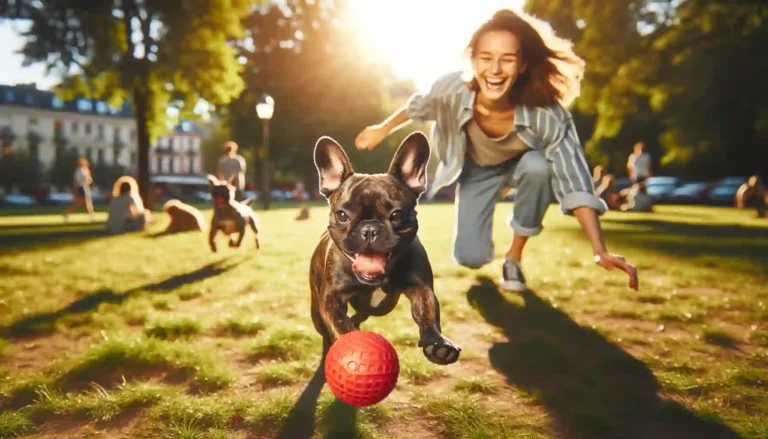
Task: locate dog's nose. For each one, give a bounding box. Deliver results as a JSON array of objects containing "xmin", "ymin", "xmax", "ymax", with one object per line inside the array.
[{"xmin": 359, "ymin": 223, "xmax": 381, "ymax": 242}]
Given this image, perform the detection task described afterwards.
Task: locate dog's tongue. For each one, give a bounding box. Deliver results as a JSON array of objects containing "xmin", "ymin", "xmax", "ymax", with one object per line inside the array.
[{"xmin": 352, "ymin": 253, "xmax": 387, "ymax": 277}]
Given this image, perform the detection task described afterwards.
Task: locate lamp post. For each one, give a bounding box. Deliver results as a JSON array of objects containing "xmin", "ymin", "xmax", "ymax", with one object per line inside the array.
[{"xmin": 255, "ymin": 94, "xmax": 275, "ymax": 210}]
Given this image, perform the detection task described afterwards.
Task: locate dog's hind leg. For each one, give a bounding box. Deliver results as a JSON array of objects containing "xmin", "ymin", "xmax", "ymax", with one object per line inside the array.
[
  {"xmin": 249, "ymin": 215, "xmax": 260, "ymax": 249},
  {"xmin": 209, "ymin": 226, "xmax": 218, "ymax": 253}
]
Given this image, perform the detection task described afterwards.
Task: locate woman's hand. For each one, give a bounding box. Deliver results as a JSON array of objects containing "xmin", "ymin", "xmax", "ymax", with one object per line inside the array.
[
  {"xmin": 354, "ymin": 125, "xmax": 387, "ymax": 150},
  {"xmin": 595, "ymin": 252, "xmax": 639, "ymax": 291}
]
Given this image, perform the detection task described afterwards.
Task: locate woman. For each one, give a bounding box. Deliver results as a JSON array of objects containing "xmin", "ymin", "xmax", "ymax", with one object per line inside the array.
[
  {"xmin": 355, "ymin": 9, "xmax": 638, "ymax": 291},
  {"xmin": 105, "ymin": 177, "xmax": 146, "ymax": 234},
  {"xmin": 63, "ymin": 157, "xmax": 95, "ymax": 222}
]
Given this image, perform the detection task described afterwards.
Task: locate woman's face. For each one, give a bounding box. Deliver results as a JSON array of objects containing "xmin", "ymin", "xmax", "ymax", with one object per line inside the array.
[{"xmin": 471, "ymin": 30, "xmax": 527, "ymax": 103}]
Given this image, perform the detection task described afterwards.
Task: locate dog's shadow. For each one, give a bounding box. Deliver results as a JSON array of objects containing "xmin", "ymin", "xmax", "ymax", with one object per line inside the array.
[
  {"xmin": 275, "ymin": 359, "xmax": 362, "ymax": 439},
  {"xmin": 467, "ymin": 276, "xmax": 742, "ymax": 439}
]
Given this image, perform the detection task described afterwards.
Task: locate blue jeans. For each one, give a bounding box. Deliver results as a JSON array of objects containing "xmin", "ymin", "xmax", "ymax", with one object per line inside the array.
[{"xmin": 453, "ymin": 150, "xmax": 553, "ymax": 269}]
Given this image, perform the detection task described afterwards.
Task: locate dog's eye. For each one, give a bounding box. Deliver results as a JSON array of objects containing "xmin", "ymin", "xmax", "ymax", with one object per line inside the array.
[
  {"xmin": 389, "ymin": 210, "xmax": 404, "ymax": 222},
  {"xmin": 335, "ymin": 210, "xmax": 349, "ymax": 222}
]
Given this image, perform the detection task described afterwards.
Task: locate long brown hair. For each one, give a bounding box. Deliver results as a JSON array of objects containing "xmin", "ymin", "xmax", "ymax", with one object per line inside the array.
[{"xmin": 466, "ymin": 9, "xmax": 585, "ymax": 108}]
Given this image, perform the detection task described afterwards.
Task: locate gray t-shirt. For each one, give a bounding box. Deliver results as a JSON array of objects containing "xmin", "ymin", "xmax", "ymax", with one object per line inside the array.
[
  {"xmin": 217, "ymin": 155, "xmax": 247, "ymax": 190},
  {"xmin": 628, "ymin": 152, "xmax": 651, "ymax": 179}
]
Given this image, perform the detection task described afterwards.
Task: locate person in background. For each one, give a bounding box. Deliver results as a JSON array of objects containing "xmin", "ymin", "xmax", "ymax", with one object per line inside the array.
[
  {"xmin": 63, "ymin": 157, "xmax": 95, "ymax": 222},
  {"xmin": 217, "ymin": 141, "xmax": 247, "ymax": 201},
  {"xmin": 592, "ymin": 165, "xmax": 605, "ymax": 188},
  {"xmin": 294, "ymin": 180, "xmax": 310, "ymax": 221},
  {"xmin": 627, "ymin": 141, "xmax": 652, "ymax": 183},
  {"xmin": 597, "ymin": 174, "xmax": 621, "ymax": 210},
  {"xmin": 105, "ymin": 179, "xmax": 146, "ymax": 234},
  {"xmin": 736, "ymin": 175, "xmax": 767, "ymax": 218},
  {"xmin": 621, "ymin": 182, "xmax": 654, "ymax": 213}
]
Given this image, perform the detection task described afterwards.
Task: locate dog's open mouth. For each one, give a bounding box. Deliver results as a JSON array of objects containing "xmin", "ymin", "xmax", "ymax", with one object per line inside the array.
[{"xmin": 351, "ymin": 251, "xmax": 393, "ymax": 283}]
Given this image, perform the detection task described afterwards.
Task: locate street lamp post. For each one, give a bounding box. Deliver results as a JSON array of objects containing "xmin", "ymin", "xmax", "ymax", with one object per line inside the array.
[{"xmin": 256, "ymin": 94, "xmax": 275, "ymax": 210}]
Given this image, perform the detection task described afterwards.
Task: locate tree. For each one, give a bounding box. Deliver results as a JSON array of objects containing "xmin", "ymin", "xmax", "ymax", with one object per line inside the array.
[
  {"xmin": 226, "ymin": 0, "xmax": 411, "ymax": 195},
  {"xmin": 1, "ymin": 0, "xmax": 253, "ymax": 207}
]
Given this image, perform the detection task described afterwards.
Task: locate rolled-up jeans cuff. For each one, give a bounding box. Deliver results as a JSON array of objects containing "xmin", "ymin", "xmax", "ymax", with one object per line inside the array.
[
  {"xmin": 561, "ymin": 192, "xmax": 608, "ymax": 215},
  {"xmin": 507, "ymin": 214, "xmax": 543, "ymax": 237}
]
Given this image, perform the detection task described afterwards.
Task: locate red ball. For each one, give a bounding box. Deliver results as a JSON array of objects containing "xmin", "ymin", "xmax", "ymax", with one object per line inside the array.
[{"xmin": 324, "ymin": 330, "xmax": 399, "ymax": 407}]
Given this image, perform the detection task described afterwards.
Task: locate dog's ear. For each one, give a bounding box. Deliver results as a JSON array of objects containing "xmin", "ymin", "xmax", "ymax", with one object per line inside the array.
[
  {"xmin": 388, "ymin": 131, "xmax": 431, "ymax": 196},
  {"xmin": 314, "ymin": 136, "xmax": 354, "ymax": 198},
  {"xmin": 207, "ymin": 174, "xmax": 220, "ymax": 189}
]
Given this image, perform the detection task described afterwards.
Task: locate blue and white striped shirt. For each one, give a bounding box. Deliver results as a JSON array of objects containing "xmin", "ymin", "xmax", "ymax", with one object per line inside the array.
[{"xmin": 407, "ymin": 71, "xmax": 607, "ymax": 215}]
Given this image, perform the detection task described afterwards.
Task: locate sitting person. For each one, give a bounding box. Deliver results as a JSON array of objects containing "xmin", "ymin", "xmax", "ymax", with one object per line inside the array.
[
  {"xmin": 736, "ymin": 175, "xmax": 767, "ymax": 218},
  {"xmin": 621, "ymin": 183, "xmax": 654, "ymax": 212},
  {"xmin": 596, "ymin": 174, "xmax": 621, "ymax": 210},
  {"xmin": 105, "ymin": 180, "xmax": 146, "ymax": 234}
]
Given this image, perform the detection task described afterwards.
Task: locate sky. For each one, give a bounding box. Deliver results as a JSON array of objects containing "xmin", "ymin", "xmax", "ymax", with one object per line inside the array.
[{"xmin": 0, "ymin": 0, "xmax": 524, "ymax": 93}]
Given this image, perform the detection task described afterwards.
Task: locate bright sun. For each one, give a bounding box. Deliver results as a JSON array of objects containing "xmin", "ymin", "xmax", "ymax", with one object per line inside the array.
[{"xmin": 348, "ymin": 0, "xmax": 525, "ymax": 92}]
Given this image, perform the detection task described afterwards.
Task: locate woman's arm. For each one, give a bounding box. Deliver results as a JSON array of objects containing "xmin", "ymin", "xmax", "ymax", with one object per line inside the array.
[
  {"xmin": 573, "ymin": 207, "xmax": 638, "ymax": 290},
  {"xmin": 546, "ymin": 114, "xmax": 639, "ymax": 290},
  {"xmin": 355, "ymin": 105, "xmax": 412, "ymax": 150}
]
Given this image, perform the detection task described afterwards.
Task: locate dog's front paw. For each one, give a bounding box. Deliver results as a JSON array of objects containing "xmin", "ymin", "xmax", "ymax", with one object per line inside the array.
[
  {"xmin": 210, "ymin": 244, "xmax": 217, "ymax": 253},
  {"xmin": 419, "ymin": 334, "xmax": 461, "ymax": 365},
  {"xmin": 228, "ymin": 239, "xmax": 238, "ymax": 248},
  {"xmin": 255, "ymin": 238, "xmax": 260, "ymax": 249}
]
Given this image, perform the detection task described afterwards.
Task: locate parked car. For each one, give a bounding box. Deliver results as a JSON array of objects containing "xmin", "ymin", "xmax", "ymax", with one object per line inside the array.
[
  {"xmin": 644, "ymin": 176, "xmax": 682, "ymax": 203},
  {"xmin": 47, "ymin": 192, "xmax": 74, "ymax": 204},
  {"xmin": 668, "ymin": 182, "xmax": 709, "ymax": 204},
  {"xmin": 2, "ymin": 193, "xmax": 38, "ymax": 206},
  {"xmin": 708, "ymin": 176, "xmax": 748, "ymax": 205}
]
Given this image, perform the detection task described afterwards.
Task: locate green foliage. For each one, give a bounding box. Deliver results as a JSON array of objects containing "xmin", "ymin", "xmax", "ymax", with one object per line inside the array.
[
  {"xmin": 526, "ymin": 0, "xmax": 768, "ymax": 180},
  {"xmin": 0, "ymin": 151, "xmax": 43, "ymax": 191}
]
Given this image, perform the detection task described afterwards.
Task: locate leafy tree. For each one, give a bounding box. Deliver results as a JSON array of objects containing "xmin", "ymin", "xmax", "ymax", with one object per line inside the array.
[
  {"xmin": 1, "ymin": 0, "xmax": 253, "ymax": 207},
  {"xmin": 0, "ymin": 152, "xmax": 42, "ymax": 192},
  {"xmin": 226, "ymin": 0, "xmax": 412, "ymax": 196},
  {"xmin": 526, "ymin": 0, "xmax": 768, "ymax": 180}
]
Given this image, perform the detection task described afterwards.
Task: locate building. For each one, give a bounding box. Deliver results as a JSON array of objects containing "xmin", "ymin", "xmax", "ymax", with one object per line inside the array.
[{"xmin": 0, "ymin": 83, "xmax": 203, "ymax": 179}]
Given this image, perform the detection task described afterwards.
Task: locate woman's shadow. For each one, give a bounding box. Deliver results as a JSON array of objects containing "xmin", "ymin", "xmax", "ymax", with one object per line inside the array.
[{"xmin": 467, "ymin": 276, "xmax": 742, "ymax": 439}]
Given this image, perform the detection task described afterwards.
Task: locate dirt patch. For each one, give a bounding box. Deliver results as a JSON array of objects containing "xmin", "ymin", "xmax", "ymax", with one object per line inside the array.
[{"xmin": 1, "ymin": 332, "xmax": 96, "ymax": 375}]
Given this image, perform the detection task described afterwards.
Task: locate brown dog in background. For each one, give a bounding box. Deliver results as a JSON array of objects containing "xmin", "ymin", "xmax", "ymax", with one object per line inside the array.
[{"xmin": 162, "ymin": 199, "xmax": 207, "ymax": 233}]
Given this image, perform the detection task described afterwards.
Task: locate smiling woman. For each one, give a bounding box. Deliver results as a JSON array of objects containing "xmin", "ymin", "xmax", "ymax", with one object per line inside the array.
[{"xmin": 353, "ymin": 8, "xmax": 640, "ymax": 296}]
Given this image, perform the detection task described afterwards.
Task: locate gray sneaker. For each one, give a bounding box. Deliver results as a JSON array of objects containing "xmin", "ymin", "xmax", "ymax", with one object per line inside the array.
[{"xmin": 500, "ymin": 258, "xmax": 527, "ymax": 292}]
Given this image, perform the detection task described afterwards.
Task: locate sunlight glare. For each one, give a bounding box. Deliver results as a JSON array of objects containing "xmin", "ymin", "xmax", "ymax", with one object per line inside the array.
[{"xmin": 349, "ymin": 0, "xmax": 525, "ymax": 92}]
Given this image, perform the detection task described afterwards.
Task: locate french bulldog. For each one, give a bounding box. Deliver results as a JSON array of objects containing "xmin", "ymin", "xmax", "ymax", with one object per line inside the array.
[
  {"xmin": 309, "ymin": 131, "xmax": 460, "ymax": 365},
  {"xmin": 207, "ymin": 175, "xmax": 261, "ymax": 252}
]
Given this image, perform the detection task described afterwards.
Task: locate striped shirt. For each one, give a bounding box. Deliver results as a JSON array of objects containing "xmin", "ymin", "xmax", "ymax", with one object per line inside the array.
[{"xmin": 406, "ymin": 71, "xmax": 607, "ymax": 215}]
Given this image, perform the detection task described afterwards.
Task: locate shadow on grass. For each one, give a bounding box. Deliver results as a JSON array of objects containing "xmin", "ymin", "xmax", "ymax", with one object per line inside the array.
[
  {"xmin": 0, "ymin": 221, "xmax": 108, "ymax": 253},
  {"xmin": 0, "ymin": 259, "xmax": 240, "ymax": 338},
  {"xmin": 275, "ymin": 359, "xmax": 363, "ymax": 439},
  {"xmin": 588, "ymin": 218, "xmax": 768, "ymax": 276},
  {"xmin": 467, "ymin": 276, "xmax": 743, "ymax": 439}
]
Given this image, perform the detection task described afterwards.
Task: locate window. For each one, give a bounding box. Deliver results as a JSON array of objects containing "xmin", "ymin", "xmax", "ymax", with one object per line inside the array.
[
  {"xmin": 85, "ymin": 123, "xmax": 92, "ymax": 135},
  {"xmin": 169, "ymin": 158, "xmax": 175, "ymax": 173},
  {"xmin": 168, "ymin": 137, "xmax": 175, "ymax": 151},
  {"xmin": 3, "ymin": 90, "xmax": 14, "ymax": 102},
  {"xmin": 130, "ymin": 129, "xmax": 136, "ymax": 141},
  {"xmin": 77, "ymin": 99, "xmax": 92, "ymax": 112},
  {"xmin": 113, "ymin": 126, "xmax": 122, "ymax": 141},
  {"xmin": 96, "ymin": 102, "xmax": 108, "ymax": 114},
  {"xmin": 131, "ymin": 152, "xmax": 137, "ymax": 166},
  {"xmin": 52, "ymin": 96, "xmax": 64, "ymax": 109},
  {"xmin": 97, "ymin": 124, "xmax": 104, "ymax": 139},
  {"xmin": 54, "ymin": 120, "xmax": 64, "ymax": 137},
  {"xmin": 25, "ymin": 93, "xmax": 33, "ymax": 105},
  {"xmin": 189, "ymin": 157, "xmax": 196, "ymax": 173},
  {"xmin": 71, "ymin": 121, "xmax": 79, "ymax": 133},
  {"xmin": 86, "ymin": 147, "xmax": 93, "ymax": 162},
  {"xmin": 97, "ymin": 148, "xmax": 105, "ymax": 164},
  {"xmin": 156, "ymin": 155, "xmax": 162, "ymax": 173}
]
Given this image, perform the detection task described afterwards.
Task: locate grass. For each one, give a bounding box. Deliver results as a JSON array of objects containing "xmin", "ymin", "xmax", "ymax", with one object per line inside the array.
[{"xmin": 0, "ymin": 203, "xmax": 766, "ymax": 438}]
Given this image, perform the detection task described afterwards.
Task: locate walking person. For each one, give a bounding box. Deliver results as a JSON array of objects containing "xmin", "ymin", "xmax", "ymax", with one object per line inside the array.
[{"xmin": 63, "ymin": 157, "xmax": 96, "ymax": 222}]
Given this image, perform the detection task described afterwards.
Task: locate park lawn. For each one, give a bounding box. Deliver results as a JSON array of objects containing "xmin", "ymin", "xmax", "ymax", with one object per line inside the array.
[{"xmin": 0, "ymin": 203, "xmax": 766, "ymax": 439}]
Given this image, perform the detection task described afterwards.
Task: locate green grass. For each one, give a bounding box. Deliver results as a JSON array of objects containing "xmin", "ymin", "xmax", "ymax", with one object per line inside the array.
[{"xmin": 0, "ymin": 204, "xmax": 766, "ymax": 438}]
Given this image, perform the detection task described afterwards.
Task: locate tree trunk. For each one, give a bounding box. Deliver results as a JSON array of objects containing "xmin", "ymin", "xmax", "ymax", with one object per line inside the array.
[{"xmin": 133, "ymin": 86, "xmax": 152, "ymax": 209}]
